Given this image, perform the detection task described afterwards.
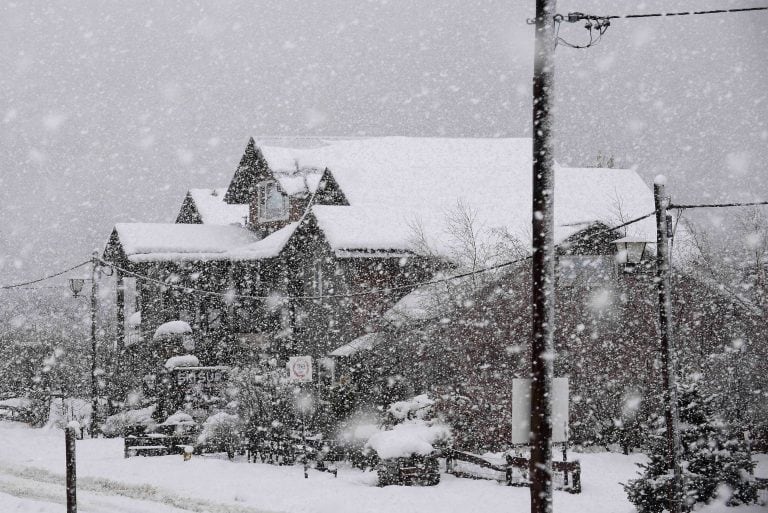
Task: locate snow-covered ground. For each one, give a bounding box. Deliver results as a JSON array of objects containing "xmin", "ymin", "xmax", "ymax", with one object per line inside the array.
[{"xmin": 0, "ymin": 421, "xmax": 764, "ymax": 513}]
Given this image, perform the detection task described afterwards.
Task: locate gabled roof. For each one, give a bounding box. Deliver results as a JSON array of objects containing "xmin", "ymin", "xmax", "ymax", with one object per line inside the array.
[
  {"xmin": 189, "ymin": 188, "xmax": 249, "ymax": 225},
  {"xmin": 111, "ymin": 223, "xmax": 259, "ymax": 263},
  {"xmin": 255, "ymin": 137, "xmax": 657, "ymax": 258}
]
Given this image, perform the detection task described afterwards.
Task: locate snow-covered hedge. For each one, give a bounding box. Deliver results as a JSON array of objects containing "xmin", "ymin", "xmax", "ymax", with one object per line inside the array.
[{"xmin": 101, "ymin": 405, "xmax": 156, "ymax": 437}]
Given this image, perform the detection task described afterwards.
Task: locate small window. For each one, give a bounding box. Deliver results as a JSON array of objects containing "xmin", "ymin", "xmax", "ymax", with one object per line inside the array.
[
  {"xmin": 312, "ymin": 261, "xmax": 324, "ymax": 295},
  {"xmin": 257, "ymin": 181, "xmax": 288, "ymax": 221}
]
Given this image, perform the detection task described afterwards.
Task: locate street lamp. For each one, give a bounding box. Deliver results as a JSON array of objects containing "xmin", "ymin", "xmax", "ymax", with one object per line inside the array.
[
  {"xmin": 613, "ymin": 236, "xmax": 652, "ymax": 272},
  {"xmin": 69, "ymin": 278, "xmax": 85, "ymax": 297}
]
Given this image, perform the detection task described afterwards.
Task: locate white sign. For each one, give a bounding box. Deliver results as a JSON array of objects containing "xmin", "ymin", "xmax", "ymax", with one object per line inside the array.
[
  {"xmin": 287, "ymin": 356, "xmax": 313, "ymax": 383},
  {"xmin": 511, "ymin": 377, "xmax": 569, "ymax": 444}
]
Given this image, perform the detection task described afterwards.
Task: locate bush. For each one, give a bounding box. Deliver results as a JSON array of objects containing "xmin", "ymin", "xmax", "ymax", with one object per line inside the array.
[{"xmin": 198, "ymin": 412, "xmax": 242, "ymax": 459}]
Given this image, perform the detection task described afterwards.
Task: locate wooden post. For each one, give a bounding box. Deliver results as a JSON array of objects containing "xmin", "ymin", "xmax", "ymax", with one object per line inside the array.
[
  {"xmin": 530, "ymin": 1, "xmax": 557, "ymax": 512},
  {"xmin": 65, "ymin": 424, "xmax": 77, "ymax": 513},
  {"xmin": 116, "ymin": 269, "xmax": 125, "ymax": 352},
  {"xmin": 653, "ymin": 179, "xmax": 682, "ymax": 513},
  {"xmin": 90, "ymin": 251, "xmax": 99, "ymax": 437}
]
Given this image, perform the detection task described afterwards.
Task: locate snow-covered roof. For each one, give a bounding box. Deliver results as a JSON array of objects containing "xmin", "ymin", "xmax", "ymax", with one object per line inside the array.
[
  {"xmin": 227, "ymin": 222, "xmax": 299, "ymax": 260},
  {"xmin": 189, "ymin": 188, "xmax": 248, "ymax": 225},
  {"xmin": 312, "ymin": 206, "xmax": 416, "ymax": 253},
  {"xmin": 258, "ymin": 137, "xmax": 657, "ymax": 257},
  {"xmin": 113, "ymin": 223, "xmax": 259, "ymax": 262},
  {"xmin": 329, "ymin": 332, "xmax": 383, "ymax": 357}
]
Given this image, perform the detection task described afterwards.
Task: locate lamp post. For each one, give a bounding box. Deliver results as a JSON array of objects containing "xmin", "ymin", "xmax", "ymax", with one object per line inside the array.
[{"xmin": 69, "ymin": 252, "xmax": 100, "ymax": 437}]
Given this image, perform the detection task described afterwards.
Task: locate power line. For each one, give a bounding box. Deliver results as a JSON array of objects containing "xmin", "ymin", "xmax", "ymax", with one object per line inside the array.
[
  {"xmin": 604, "ymin": 6, "xmax": 768, "ymax": 20},
  {"xmin": 0, "ymin": 261, "xmax": 90, "ymax": 290},
  {"xmin": 96, "ymin": 211, "xmax": 655, "ymax": 302},
  {"xmin": 544, "ymin": 5, "xmax": 768, "ymax": 49},
  {"xmin": 98, "ymin": 255, "xmax": 532, "ymax": 302},
  {"xmin": 669, "ymin": 200, "xmax": 768, "ymax": 210}
]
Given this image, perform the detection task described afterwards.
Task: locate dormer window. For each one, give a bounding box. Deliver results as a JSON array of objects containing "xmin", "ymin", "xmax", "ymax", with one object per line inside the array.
[{"xmin": 256, "ymin": 181, "xmax": 289, "ymax": 221}]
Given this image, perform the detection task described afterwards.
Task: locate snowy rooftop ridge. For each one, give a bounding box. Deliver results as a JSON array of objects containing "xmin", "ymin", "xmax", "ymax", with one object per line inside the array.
[
  {"xmin": 113, "ymin": 223, "xmax": 260, "ymax": 262},
  {"xmin": 257, "ymin": 137, "xmax": 657, "ymax": 257}
]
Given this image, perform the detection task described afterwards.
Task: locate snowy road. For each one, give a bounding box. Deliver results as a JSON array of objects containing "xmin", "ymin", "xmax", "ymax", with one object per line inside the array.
[
  {"xmin": 0, "ymin": 421, "xmax": 764, "ymax": 513},
  {"xmin": 0, "ymin": 458, "xmax": 269, "ymax": 513}
]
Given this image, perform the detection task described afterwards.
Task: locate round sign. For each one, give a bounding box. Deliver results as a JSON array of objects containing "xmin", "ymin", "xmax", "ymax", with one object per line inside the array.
[{"xmin": 291, "ymin": 360, "xmax": 309, "ymax": 378}]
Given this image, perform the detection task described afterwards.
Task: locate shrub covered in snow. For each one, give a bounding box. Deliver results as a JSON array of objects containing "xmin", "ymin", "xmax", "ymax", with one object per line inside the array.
[
  {"xmin": 101, "ymin": 405, "xmax": 156, "ymax": 437},
  {"xmin": 198, "ymin": 412, "xmax": 242, "ymax": 459},
  {"xmin": 365, "ymin": 419, "xmax": 451, "ymax": 459}
]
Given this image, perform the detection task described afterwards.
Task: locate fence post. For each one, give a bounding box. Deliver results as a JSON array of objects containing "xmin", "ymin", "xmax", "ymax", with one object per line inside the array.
[{"xmin": 65, "ymin": 422, "xmax": 78, "ymax": 513}]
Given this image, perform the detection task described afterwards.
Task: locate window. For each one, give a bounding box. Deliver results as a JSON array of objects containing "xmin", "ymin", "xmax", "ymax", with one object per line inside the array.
[
  {"xmin": 312, "ymin": 261, "xmax": 324, "ymax": 295},
  {"xmin": 257, "ymin": 181, "xmax": 288, "ymax": 221}
]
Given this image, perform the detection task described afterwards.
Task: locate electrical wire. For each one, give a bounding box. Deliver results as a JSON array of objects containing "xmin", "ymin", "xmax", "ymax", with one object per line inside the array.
[
  {"xmin": 0, "ymin": 261, "xmax": 90, "ymax": 290},
  {"xmin": 98, "ymin": 255, "xmax": 532, "ymax": 302},
  {"xmin": 604, "ymin": 6, "xmax": 768, "ymax": 20},
  {"xmin": 549, "ymin": 5, "xmax": 768, "ymax": 49},
  {"xmin": 669, "ymin": 200, "xmax": 768, "ymax": 210},
  {"xmin": 97, "ymin": 211, "xmax": 656, "ymax": 302}
]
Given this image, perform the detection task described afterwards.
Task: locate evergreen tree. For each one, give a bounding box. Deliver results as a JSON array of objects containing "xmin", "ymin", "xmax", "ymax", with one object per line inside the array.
[{"xmin": 625, "ymin": 379, "xmax": 757, "ymax": 512}]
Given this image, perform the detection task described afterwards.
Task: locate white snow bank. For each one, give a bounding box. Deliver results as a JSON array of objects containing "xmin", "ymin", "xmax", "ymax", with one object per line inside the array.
[
  {"xmin": 154, "ymin": 321, "xmax": 192, "ymax": 339},
  {"xmin": 388, "ymin": 394, "xmax": 434, "ymax": 420},
  {"xmin": 164, "ymin": 354, "xmax": 199, "ymax": 370},
  {"xmin": 365, "ymin": 419, "xmax": 451, "ymax": 459}
]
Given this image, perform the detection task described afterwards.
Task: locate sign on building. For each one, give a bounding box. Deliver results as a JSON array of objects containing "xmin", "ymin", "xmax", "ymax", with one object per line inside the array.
[
  {"xmin": 173, "ymin": 366, "xmax": 229, "ymax": 397},
  {"xmin": 287, "ymin": 356, "xmax": 313, "ymax": 383},
  {"xmin": 511, "ymin": 377, "xmax": 569, "ymax": 444}
]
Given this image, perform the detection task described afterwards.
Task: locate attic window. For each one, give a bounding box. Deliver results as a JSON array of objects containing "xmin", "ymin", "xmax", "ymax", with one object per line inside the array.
[{"xmin": 256, "ymin": 181, "xmax": 288, "ymax": 222}]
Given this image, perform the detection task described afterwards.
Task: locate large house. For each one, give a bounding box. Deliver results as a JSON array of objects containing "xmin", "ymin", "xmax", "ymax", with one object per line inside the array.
[{"xmin": 102, "ymin": 137, "xmax": 657, "ymax": 374}]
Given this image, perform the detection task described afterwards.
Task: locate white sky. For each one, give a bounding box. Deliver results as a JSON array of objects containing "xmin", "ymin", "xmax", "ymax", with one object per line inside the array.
[{"xmin": 1, "ymin": 0, "xmax": 766, "ymax": 281}]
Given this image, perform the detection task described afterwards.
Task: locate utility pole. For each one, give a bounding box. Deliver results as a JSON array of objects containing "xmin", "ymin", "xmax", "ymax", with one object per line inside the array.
[
  {"xmin": 653, "ymin": 178, "xmax": 682, "ymax": 513},
  {"xmin": 530, "ymin": 1, "xmax": 557, "ymax": 513},
  {"xmin": 90, "ymin": 251, "xmax": 99, "ymax": 437}
]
